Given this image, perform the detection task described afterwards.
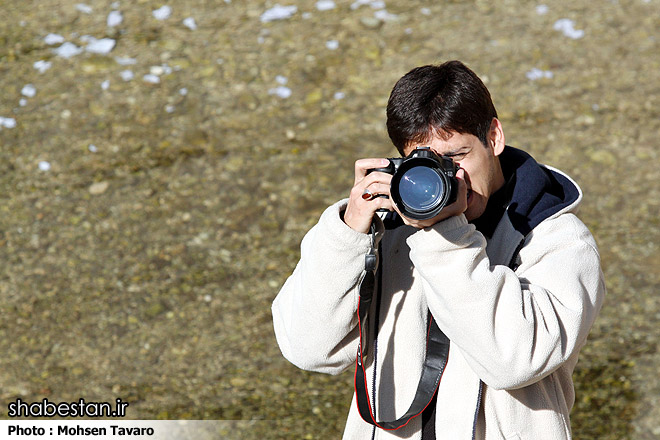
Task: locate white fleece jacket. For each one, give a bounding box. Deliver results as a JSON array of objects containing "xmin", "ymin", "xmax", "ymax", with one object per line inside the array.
[{"xmin": 272, "ymin": 170, "xmax": 605, "ymax": 439}]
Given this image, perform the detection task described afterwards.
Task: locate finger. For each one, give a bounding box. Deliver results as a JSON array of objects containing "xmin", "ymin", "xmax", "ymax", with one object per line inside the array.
[
  {"xmin": 361, "ymin": 182, "xmax": 391, "ymax": 200},
  {"xmin": 357, "ymin": 171, "xmax": 393, "ymax": 190},
  {"xmin": 370, "ymin": 193, "xmax": 395, "ymax": 212},
  {"xmin": 455, "ymin": 168, "xmax": 468, "ymax": 200},
  {"xmin": 354, "ymin": 158, "xmax": 391, "ymax": 183}
]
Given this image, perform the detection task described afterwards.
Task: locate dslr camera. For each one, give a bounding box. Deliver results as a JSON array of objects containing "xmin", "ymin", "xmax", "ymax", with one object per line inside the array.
[{"xmin": 369, "ymin": 147, "xmax": 459, "ymax": 220}]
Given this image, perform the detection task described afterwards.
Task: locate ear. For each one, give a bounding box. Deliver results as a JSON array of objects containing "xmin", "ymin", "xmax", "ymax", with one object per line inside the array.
[{"xmin": 488, "ymin": 118, "xmax": 505, "ymax": 156}]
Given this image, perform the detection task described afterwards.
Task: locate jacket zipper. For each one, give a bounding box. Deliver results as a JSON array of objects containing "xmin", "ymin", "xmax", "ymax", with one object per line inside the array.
[{"xmin": 471, "ymin": 380, "xmax": 484, "ymax": 440}]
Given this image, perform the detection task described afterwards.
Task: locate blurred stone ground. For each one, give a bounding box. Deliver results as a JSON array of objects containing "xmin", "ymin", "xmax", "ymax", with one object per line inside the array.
[{"xmin": 0, "ymin": 0, "xmax": 658, "ymax": 438}]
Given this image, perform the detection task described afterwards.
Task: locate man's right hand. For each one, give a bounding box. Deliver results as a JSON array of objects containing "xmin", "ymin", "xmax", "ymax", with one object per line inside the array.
[{"xmin": 343, "ymin": 158, "xmax": 394, "ymax": 234}]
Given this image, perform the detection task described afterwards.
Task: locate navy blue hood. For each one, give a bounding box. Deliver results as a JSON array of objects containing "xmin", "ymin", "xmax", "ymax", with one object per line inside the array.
[{"xmin": 501, "ymin": 146, "xmax": 580, "ymax": 236}]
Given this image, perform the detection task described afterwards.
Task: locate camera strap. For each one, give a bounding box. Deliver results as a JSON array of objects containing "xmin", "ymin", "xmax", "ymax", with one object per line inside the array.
[{"xmin": 354, "ymin": 221, "xmax": 450, "ymax": 431}]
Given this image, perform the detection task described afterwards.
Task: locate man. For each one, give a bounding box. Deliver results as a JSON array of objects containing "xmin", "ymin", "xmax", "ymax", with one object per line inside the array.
[{"xmin": 272, "ymin": 61, "xmax": 605, "ymax": 439}]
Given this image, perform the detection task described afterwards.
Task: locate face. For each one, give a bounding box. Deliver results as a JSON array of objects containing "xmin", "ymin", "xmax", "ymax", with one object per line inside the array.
[{"xmin": 402, "ymin": 120, "xmax": 506, "ymax": 221}]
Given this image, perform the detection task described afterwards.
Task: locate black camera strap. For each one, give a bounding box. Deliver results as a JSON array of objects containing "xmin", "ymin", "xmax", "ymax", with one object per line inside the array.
[{"xmin": 354, "ymin": 222, "xmax": 450, "ymax": 431}]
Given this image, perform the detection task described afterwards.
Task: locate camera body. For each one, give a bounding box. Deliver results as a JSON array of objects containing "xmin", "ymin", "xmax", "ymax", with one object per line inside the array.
[{"xmin": 369, "ymin": 147, "xmax": 458, "ymax": 220}]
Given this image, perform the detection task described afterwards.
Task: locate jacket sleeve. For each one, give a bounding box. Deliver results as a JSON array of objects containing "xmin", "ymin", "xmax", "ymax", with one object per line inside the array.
[
  {"xmin": 406, "ymin": 213, "xmax": 605, "ymax": 390},
  {"xmin": 272, "ymin": 200, "xmax": 382, "ymax": 375}
]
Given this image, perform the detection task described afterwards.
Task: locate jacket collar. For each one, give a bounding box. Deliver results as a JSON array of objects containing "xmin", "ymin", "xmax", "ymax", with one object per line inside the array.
[
  {"xmin": 500, "ymin": 146, "xmax": 581, "ymax": 236},
  {"xmin": 486, "ymin": 147, "xmax": 582, "ymax": 267}
]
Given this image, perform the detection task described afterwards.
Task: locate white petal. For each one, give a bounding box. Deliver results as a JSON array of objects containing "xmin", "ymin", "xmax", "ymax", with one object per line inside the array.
[
  {"xmin": 183, "ymin": 17, "xmax": 197, "ymax": 30},
  {"xmin": 153, "ymin": 6, "xmax": 172, "ymax": 20},
  {"xmin": 260, "ymin": 5, "xmax": 297, "ymax": 22},
  {"xmin": 85, "ymin": 38, "xmax": 116, "ymax": 54},
  {"xmin": 0, "ymin": 117, "xmax": 17, "ymax": 129},
  {"xmin": 107, "ymin": 10, "xmax": 123, "ymax": 27},
  {"xmin": 33, "ymin": 60, "xmax": 53, "ymax": 73},
  {"xmin": 76, "ymin": 3, "xmax": 93, "ymax": 14},
  {"xmin": 53, "ymin": 42, "xmax": 84, "ymax": 58},
  {"xmin": 21, "ymin": 84, "xmax": 37, "ymax": 97},
  {"xmin": 44, "ymin": 33, "xmax": 65, "ymax": 45},
  {"xmin": 316, "ymin": 1, "xmax": 336, "ymax": 11},
  {"xmin": 268, "ymin": 86, "xmax": 292, "ymax": 98}
]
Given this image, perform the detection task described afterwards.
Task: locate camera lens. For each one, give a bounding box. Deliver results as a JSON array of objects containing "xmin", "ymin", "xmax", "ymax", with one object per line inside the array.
[{"xmin": 397, "ymin": 166, "xmax": 445, "ymax": 212}]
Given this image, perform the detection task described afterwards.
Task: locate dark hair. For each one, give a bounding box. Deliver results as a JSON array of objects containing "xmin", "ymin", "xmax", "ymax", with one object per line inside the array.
[{"xmin": 386, "ymin": 60, "xmax": 498, "ymax": 155}]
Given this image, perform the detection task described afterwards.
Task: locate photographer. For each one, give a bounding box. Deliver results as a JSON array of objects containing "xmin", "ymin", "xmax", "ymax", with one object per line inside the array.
[{"xmin": 272, "ymin": 61, "xmax": 605, "ymax": 439}]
